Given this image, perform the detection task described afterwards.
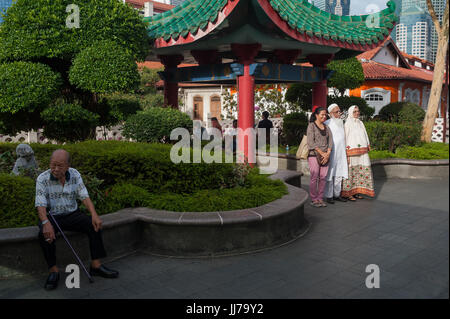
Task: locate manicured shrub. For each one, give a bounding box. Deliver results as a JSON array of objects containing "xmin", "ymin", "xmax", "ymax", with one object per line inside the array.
[
  {"xmin": 69, "ymin": 40, "xmax": 140, "ymax": 93},
  {"xmin": 101, "ymin": 183, "xmax": 150, "ymax": 214},
  {"xmin": 395, "ymin": 143, "xmax": 449, "ymax": 160},
  {"xmin": 79, "ymin": 173, "xmax": 107, "ymax": 215},
  {"xmin": 368, "ymin": 150, "xmax": 397, "ymax": 160},
  {"xmin": 41, "ymin": 103, "xmax": 99, "ymax": 143},
  {"xmin": 0, "ymin": 150, "xmax": 15, "ymax": 174},
  {"xmin": 281, "ymin": 112, "xmax": 309, "ymax": 146},
  {"xmin": 0, "ymin": 61, "xmax": 62, "ymax": 114},
  {"xmin": 102, "ymin": 172, "xmax": 288, "ymax": 213},
  {"xmin": 101, "ymin": 94, "xmax": 142, "ymax": 126},
  {"xmin": 122, "ymin": 108, "xmax": 193, "ymax": 143},
  {"xmin": 379, "ymin": 102, "xmax": 425, "ymax": 124},
  {"xmin": 1, "ymin": 141, "xmax": 239, "ymax": 194},
  {"xmin": 0, "ymin": 174, "xmax": 37, "ymax": 228},
  {"xmin": 365, "ymin": 121, "xmax": 422, "ymax": 153}
]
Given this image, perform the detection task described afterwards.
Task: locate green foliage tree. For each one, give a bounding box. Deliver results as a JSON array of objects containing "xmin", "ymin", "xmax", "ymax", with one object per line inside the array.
[
  {"xmin": 0, "ymin": 0, "xmax": 150, "ymax": 138},
  {"xmin": 379, "ymin": 102, "xmax": 426, "ymax": 124},
  {"xmin": 122, "ymin": 108, "xmax": 193, "ymax": 143},
  {"xmin": 327, "ymin": 57, "xmax": 365, "ymax": 96},
  {"xmin": 41, "ymin": 103, "xmax": 100, "ymax": 142},
  {"xmin": 69, "ymin": 40, "xmax": 141, "ymax": 94},
  {"xmin": 285, "ymin": 83, "xmax": 313, "ymax": 111}
]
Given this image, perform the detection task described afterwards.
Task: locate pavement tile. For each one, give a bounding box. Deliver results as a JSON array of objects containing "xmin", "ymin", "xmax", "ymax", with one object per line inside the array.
[{"xmin": 1, "ymin": 178, "xmax": 448, "ymax": 299}]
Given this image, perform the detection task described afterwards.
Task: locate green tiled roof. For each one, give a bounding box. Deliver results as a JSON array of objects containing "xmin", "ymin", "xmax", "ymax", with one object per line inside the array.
[
  {"xmin": 144, "ymin": 0, "xmax": 398, "ymax": 46},
  {"xmin": 269, "ymin": 0, "xmax": 398, "ymax": 45},
  {"xmin": 144, "ymin": 0, "xmax": 229, "ymax": 42}
]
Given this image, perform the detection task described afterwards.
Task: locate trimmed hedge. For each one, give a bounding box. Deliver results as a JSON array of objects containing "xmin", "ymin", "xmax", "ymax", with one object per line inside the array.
[
  {"xmin": 365, "ymin": 121, "xmax": 422, "ymax": 153},
  {"xmin": 396, "ymin": 143, "xmax": 449, "ymax": 160},
  {"xmin": 41, "ymin": 103, "xmax": 99, "ymax": 143},
  {"xmin": 122, "ymin": 108, "xmax": 193, "ymax": 143},
  {"xmin": 0, "ymin": 141, "xmax": 240, "ymax": 194},
  {"xmin": 369, "ymin": 143, "xmax": 449, "ymax": 160},
  {"xmin": 0, "ymin": 174, "xmax": 37, "ymax": 228},
  {"xmin": 379, "ymin": 102, "xmax": 425, "ymax": 124},
  {"xmin": 101, "ymin": 171, "xmax": 288, "ymax": 213}
]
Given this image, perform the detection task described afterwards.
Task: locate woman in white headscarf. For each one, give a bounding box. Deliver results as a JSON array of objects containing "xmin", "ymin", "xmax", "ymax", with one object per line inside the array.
[{"xmin": 341, "ymin": 105, "xmax": 375, "ymax": 201}]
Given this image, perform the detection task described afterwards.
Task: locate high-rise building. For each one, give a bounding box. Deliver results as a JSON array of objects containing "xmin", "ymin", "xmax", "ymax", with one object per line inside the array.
[
  {"xmin": 326, "ymin": 0, "xmax": 350, "ymax": 16},
  {"xmin": 395, "ymin": 4, "xmax": 433, "ymax": 61},
  {"xmin": 0, "ymin": 0, "xmax": 13, "ymax": 23},
  {"xmin": 389, "ymin": 0, "xmax": 403, "ymax": 41},
  {"xmin": 310, "ymin": 0, "xmax": 350, "ymax": 15},
  {"xmin": 310, "ymin": 0, "xmax": 326, "ymax": 10},
  {"xmin": 393, "ymin": 0, "xmax": 446, "ymax": 63}
]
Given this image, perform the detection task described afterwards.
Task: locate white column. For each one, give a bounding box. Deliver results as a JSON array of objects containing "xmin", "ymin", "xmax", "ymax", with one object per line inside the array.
[{"xmin": 144, "ymin": 2, "xmax": 153, "ymax": 17}]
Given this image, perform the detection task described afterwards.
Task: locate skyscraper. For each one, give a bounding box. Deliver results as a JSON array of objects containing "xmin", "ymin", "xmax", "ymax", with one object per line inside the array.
[
  {"xmin": 310, "ymin": 0, "xmax": 350, "ymax": 16},
  {"xmin": 0, "ymin": 0, "xmax": 12, "ymax": 23},
  {"xmin": 311, "ymin": 0, "xmax": 326, "ymax": 11},
  {"xmin": 395, "ymin": 4, "xmax": 433, "ymax": 61},
  {"xmin": 393, "ymin": 0, "xmax": 446, "ymax": 63},
  {"xmin": 326, "ymin": 0, "xmax": 350, "ymax": 16}
]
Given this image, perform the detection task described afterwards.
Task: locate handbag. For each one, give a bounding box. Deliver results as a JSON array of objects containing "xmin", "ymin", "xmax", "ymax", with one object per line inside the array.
[{"xmin": 296, "ymin": 135, "xmax": 309, "ymax": 159}]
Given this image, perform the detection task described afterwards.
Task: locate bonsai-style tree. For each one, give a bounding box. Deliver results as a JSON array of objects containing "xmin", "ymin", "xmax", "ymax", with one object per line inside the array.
[{"xmin": 0, "ymin": 0, "xmax": 150, "ymax": 141}]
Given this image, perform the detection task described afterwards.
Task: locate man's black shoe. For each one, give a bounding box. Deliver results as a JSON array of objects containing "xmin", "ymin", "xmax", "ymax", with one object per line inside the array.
[
  {"xmin": 334, "ymin": 196, "xmax": 348, "ymax": 202},
  {"xmin": 90, "ymin": 265, "xmax": 119, "ymax": 278},
  {"xmin": 326, "ymin": 198, "xmax": 335, "ymax": 204},
  {"xmin": 44, "ymin": 272, "xmax": 60, "ymax": 290}
]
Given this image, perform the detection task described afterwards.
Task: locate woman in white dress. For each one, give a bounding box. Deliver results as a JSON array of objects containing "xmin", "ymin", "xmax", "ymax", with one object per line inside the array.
[{"xmin": 341, "ymin": 105, "xmax": 375, "ymax": 201}]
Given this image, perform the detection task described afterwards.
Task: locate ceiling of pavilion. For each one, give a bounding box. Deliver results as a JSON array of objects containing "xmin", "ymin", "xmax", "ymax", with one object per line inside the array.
[{"xmin": 144, "ymin": 0, "xmax": 399, "ymax": 64}]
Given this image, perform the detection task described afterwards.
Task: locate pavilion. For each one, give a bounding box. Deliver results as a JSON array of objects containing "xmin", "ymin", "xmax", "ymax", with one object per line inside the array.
[{"xmin": 144, "ymin": 0, "xmax": 399, "ymax": 160}]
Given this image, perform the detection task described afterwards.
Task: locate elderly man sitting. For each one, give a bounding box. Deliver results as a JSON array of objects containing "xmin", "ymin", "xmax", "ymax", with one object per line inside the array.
[
  {"xmin": 36, "ymin": 149, "xmax": 119, "ymax": 290},
  {"xmin": 324, "ymin": 104, "xmax": 348, "ymax": 204}
]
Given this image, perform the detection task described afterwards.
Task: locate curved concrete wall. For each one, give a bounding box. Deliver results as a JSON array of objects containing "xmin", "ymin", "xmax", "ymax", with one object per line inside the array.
[
  {"xmin": 0, "ymin": 171, "xmax": 308, "ymax": 278},
  {"xmin": 257, "ymin": 153, "xmax": 449, "ymax": 179}
]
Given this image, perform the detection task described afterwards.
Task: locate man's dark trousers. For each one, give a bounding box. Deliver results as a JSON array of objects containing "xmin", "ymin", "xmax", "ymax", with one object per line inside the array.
[{"xmin": 38, "ymin": 209, "xmax": 107, "ymax": 269}]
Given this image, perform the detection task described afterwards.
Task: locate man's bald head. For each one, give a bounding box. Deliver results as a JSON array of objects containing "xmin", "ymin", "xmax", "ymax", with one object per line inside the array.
[
  {"xmin": 49, "ymin": 149, "xmax": 71, "ymax": 180},
  {"xmin": 50, "ymin": 149, "xmax": 71, "ymax": 165}
]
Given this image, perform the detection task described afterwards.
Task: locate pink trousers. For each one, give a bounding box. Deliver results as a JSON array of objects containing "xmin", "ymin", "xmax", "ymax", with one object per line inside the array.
[{"xmin": 308, "ymin": 157, "xmax": 329, "ymax": 202}]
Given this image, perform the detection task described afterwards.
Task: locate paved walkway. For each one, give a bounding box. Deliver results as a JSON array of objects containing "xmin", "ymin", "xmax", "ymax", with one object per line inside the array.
[{"xmin": 0, "ymin": 177, "xmax": 448, "ymax": 299}]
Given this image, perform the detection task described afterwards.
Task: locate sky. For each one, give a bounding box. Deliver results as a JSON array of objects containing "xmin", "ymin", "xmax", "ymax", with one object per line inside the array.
[{"xmin": 350, "ymin": 0, "xmax": 393, "ymax": 15}]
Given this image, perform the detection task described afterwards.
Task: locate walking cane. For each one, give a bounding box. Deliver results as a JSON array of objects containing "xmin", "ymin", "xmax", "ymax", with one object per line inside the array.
[{"xmin": 47, "ymin": 213, "xmax": 94, "ymax": 283}]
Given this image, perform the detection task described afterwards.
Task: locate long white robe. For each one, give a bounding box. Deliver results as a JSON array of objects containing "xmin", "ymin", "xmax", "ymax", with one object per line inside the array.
[{"xmin": 325, "ymin": 118, "xmax": 348, "ymax": 181}]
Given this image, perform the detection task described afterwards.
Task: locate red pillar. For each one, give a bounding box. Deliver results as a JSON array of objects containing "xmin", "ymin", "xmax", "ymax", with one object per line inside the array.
[
  {"xmin": 231, "ymin": 43, "xmax": 261, "ymax": 163},
  {"xmin": 307, "ymin": 54, "xmax": 334, "ymax": 111},
  {"xmin": 158, "ymin": 54, "xmax": 184, "ymax": 108}
]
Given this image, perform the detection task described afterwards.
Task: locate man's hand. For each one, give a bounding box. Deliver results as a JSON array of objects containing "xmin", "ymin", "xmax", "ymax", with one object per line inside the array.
[
  {"xmin": 43, "ymin": 223, "xmax": 56, "ymax": 244},
  {"xmin": 92, "ymin": 214, "xmax": 102, "ymax": 232}
]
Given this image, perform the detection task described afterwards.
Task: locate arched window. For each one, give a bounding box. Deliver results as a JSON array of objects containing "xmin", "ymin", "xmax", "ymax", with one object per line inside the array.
[
  {"xmin": 193, "ymin": 96, "xmax": 203, "ymax": 121},
  {"xmin": 210, "ymin": 95, "xmax": 221, "ymax": 120},
  {"xmin": 364, "ymin": 93, "xmax": 384, "ymax": 102}
]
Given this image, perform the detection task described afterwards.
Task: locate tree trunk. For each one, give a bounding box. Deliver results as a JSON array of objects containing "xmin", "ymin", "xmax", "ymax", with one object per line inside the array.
[
  {"xmin": 422, "ymin": 35, "xmax": 449, "ymax": 142},
  {"xmin": 421, "ymin": 0, "xmax": 449, "ymax": 142}
]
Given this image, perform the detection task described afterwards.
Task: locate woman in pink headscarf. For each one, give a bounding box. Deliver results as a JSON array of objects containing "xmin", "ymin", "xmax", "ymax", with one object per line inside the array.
[{"xmin": 341, "ymin": 105, "xmax": 375, "ymax": 201}]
